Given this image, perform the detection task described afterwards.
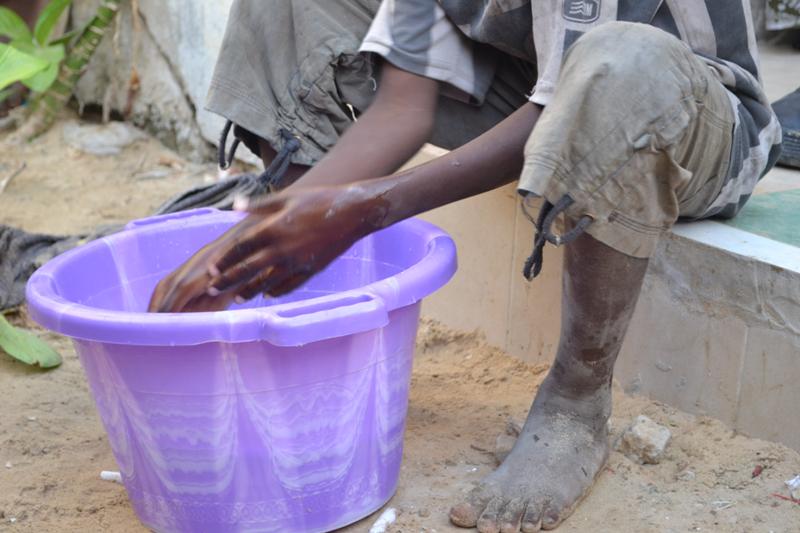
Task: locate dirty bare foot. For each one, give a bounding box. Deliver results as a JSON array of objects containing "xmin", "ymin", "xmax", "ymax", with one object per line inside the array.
[{"xmin": 450, "ymin": 377, "xmax": 610, "ymax": 532}]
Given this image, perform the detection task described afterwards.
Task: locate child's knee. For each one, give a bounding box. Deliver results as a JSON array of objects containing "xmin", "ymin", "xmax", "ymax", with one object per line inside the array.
[{"xmin": 565, "ymin": 21, "xmax": 691, "ymax": 89}]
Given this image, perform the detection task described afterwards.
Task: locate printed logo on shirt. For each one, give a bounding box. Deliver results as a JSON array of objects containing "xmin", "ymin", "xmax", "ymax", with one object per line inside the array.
[{"xmin": 563, "ymin": 0, "xmax": 600, "ymax": 23}]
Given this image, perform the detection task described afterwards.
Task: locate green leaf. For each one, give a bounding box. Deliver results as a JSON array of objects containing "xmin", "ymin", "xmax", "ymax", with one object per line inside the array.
[
  {"xmin": 0, "ymin": 6, "xmax": 32, "ymax": 42},
  {"xmin": 11, "ymin": 42, "xmax": 63, "ymax": 92},
  {"xmin": 0, "ymin": 42, "xmax": 49, "ymax": 91},
  {"xmin": 21, "ymin": 58, "xmax": 60, "ymax": 92},
  {"xmin": 49, "ymin": 27, "xmax": 79, "ymax": 47},
  {"xmin": 34, "ymin": 0, "xmax": 72, "ymax": 45},
  {"xmin": 10, "ymin": 40, "xmax": 64, "ymax": 62},
  {"xmin": 0, "ymin": 315, "xmax": 62, "ymax": 368}
]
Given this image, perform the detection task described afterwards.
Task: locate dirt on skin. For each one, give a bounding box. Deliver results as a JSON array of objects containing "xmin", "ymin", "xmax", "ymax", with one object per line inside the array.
[{"xmin": 1, "ymin": 119, "xmax": 799, "ymax": 532}]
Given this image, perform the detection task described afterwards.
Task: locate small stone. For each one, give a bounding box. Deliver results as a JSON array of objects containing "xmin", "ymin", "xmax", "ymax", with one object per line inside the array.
[
  {"xmin": 418, "ymin": 508, "xmax": 431, "ymax": 518},
  {"xmin": 132, "ymin": 169, "xmax": 171, "ymax": 181},
  {"xmin": 505, "ymin": 418, "xmax": 524, "ymax": 437},
  {"xmin": 4, "ymin": 462, "xmax": 11, "ymax": 469},
  {"xmin": 615, "ymin": 415, "xmax": 672, "ymax": 464},
  {"xmin": 677, "ymin": 469, "xmax": 696, "ymax": 481},
  {"xmin": 493, "ymin": 416, "xmax": 524, "ymax": 463},
  {"xmin": 785, "ymin": 474, "xmax": 800, "ymax": 500},
  {"xmin": 494, "ymin": 433, "xmax": 517, "ymax": 464},
  {"xmin": 62, "ymin": 121, "xmax": 146, "ymax": 156},
  {"xmin": 711, "ymin": 500, "xmax": 734, "ymax": 511},
  {"xmin": 654, "ymin": 359, "xmax": 673, "ymax": 372}
]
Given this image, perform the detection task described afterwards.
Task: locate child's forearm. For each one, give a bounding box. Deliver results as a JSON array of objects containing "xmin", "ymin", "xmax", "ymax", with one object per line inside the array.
[
  {"xmin": 147, "ymin": 102, "xmax": 541, "ymax": 313},
  {"xmin": 290, "ymin": 62, "xmax": 439, "ymax": 189},
  {"xmin": 354, "ymin": 102, "xmax": 542, "ymax": 232}
]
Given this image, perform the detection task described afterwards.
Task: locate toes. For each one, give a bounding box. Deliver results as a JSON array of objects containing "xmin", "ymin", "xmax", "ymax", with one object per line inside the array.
[
  {"xmin": 541, "ymin": 502, "xmax": 569, "ymax": 531},
  {"xmin": 520, "ymin": 500, "xmax": 544, "ymax": 533},
  {"xmin": 520, "ymin": 500, "xmax": 543, "ymax": 532},
  {"xmin": 450, "ymin": 486, "xmax": 495, "ymax": 528},
  {"xmin": 476, "ymin": 497, "xmax": 504, "ymax": 533},
  {"xmin": 498, "ymin": 498, "xmax": 526, "ymax": 533}
]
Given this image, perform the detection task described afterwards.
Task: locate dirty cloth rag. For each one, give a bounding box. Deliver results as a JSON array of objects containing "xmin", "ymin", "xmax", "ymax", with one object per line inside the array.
[
  {"xmin": 0, "ymin": 227, "xmax": 85, "ymax": 311},
  {"xmin": 0, "ymin": 171, "xmax": 270, "ymax": 311}
]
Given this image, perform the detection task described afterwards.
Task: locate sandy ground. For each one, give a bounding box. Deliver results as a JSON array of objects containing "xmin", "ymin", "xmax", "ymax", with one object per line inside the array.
[
  {"xmin": 0, "ymin": 115, "xmax": 216, "ymax": 237},
  {"xmin": 1, "ymin": 118, "xmax": 799, "ymax": 532}
]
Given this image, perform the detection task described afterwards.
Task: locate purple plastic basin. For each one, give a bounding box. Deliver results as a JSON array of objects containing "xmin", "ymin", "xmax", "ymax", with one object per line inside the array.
[{"xmin": 26, "ymin": 208, "xmax": 456, "ymax": 533}]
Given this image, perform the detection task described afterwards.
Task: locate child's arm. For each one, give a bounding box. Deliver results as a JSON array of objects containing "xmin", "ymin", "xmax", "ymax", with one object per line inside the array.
[
  {"xmin": 149, "ymin": 101, "xmax": 541, "ymax": 313},
  {"xmin": 289, "ymin": 61, "xmax": 440, "ymax": 188}
]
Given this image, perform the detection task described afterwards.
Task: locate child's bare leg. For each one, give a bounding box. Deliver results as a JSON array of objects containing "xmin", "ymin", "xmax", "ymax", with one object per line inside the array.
[
  {"xmin": 450, "ymin": 231, "xmax": 648, "ymax": 532},
  {"xmin": 451, "ymin": 20, "xmax": 741, "ymax": 530}
]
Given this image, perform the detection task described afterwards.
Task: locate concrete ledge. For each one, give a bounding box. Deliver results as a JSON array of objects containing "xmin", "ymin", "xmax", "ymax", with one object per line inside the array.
[
  {"xmin": 617, "ymin": 223, "xmax": 800, "ymax": 451},
  {"xmin": 673, "ymin": 221, "xmax": 800, "ymax": 274},
  {"xmin": 417, "ymin": 140, "xmax": 800, "ymax": 451}
]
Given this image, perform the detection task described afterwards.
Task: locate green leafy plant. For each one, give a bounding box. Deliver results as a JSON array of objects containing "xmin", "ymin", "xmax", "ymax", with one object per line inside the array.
[
  {"xmin": 0, "ymin": 314, "xmax": 61, "ymax": 368},
  {"xmin": 0, "ymin": 0, "xmax": 73, "ymax": 101},
  {"xmin": 11, "ymin": 0, "xmax": 122, "ymax": 141}
]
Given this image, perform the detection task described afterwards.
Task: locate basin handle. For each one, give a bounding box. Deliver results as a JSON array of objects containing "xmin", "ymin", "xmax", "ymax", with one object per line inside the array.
[
  {"xmin": 125, "ymin": 208, "xmax": 220, "ymax": 230},
  {"xmin": 263, "ymin": 292, "xmax": 389, "ymax": 346}
]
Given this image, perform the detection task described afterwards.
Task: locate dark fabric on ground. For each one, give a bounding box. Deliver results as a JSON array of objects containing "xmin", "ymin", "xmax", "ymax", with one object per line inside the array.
[
  {"xmin": 0, "ymin": 173, "xmax": 264, "ymax": 311},
  {"xmin": 154, "ymin": 172, "xmax": 261, "ymax": 214},
  {"xmin": 0, "ymin": 227, "xmax": 82, "ymax": 311}
]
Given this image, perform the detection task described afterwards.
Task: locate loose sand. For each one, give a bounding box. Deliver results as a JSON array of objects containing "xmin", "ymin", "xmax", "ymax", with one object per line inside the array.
[{"xmin": 1, "ymin": 118, "xmax": 798, "ymax": 532}]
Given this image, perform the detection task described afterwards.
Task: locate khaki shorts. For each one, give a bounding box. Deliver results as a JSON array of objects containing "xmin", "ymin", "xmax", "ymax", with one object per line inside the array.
[
  {"xmin": 208, "ymin": 3, "xmax": 734, "ymax": 261},
  {"xmin": 520, "ymin": 21, "xmax": 735, "ymax": 258},
  {"xmin": 207, "ymin": 0, "xmax": 533, "ymax": 165}
]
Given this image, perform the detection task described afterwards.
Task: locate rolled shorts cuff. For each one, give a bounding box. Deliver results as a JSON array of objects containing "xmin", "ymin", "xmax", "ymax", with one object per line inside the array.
[
  {"xmin": 207, "ymin": 78, "xmax": 329, "ymax": 166},
  {"xmin": 520, "ymin": 158, "xmax": 664, "ymax": 259}
]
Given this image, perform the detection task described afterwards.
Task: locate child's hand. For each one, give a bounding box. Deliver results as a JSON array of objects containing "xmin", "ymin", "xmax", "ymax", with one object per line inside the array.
[{"xmin": 148, "ymin": 185, "xmax": 381, "ymax": 313}]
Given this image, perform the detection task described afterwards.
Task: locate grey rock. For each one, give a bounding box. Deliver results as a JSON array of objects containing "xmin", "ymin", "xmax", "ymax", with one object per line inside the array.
[
  {"xmin": 62, "ymin": 121, "xmax": 146, "ymax": 156},
  {"xmin": 616, "ymin": 415, "xmax": 672, "ymax": 465},
  {"xmin": 506, "ymin": 417, "xmax": 524, "ymax": 437},
  {"xmin": 786, "ymin": 474, "xmax": 800, "ymax": 500},
  {"xmin": 72, "ymin": 0, "xmax": 235, "ymax": 162},
  {"xmin": 494, "ymin": 433, "xmax": 517, "ymax": 465}
]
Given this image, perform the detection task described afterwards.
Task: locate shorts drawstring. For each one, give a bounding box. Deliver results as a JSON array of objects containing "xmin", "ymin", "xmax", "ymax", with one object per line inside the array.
[
  {"xmin": 522, "ymin": 194, "xmax": 593, "ymax": 280},
  {"xmin": 218, "ymin": 120, "xmax": 301, "ymax": 194},
  {"xmin": 217, "ymin": 120, "xmax": 240, "ymax": 171}
]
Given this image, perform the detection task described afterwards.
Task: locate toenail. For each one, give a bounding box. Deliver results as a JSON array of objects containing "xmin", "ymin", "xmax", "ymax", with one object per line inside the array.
[
  {"xmin": 542, "ymin": 512, "xmax": 561, "ymax": 529},
  {"xmin": 477, "ymin": 518, "xmax": 500, "ymax": 533},
  {"xmin": 500, "ymin": 523, "xmax": 519, "ymax": 533}
]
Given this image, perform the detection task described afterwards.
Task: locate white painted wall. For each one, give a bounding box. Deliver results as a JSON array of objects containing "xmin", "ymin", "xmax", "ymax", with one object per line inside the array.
[{"xmin": 72, "ymin": 0, "xmax": 235, "ymax": 160}]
